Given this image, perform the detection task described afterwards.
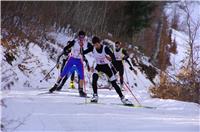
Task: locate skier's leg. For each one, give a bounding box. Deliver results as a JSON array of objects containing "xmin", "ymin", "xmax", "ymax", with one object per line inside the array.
[
  {"xmin": 49, "ymin": 57, "xmax": 73, "ymax": 93},
  {"xmin": 77, "ymin": 75, "xmax": 80, "ymax": 89},
  {"xmin": 119, "ymin": 76, "xmax": 124, "ymax": 85},
  {"xmin": 91, "ymin": 72, "xmax": 99, "ymax": 102},
  {"xmin": 76, "ymin": 59, "xmax": 86, "ymax": 97},
  {"xmin": 110, "ymin": 80, "xmax": 124, "ymax": 98},
  {"xmin": 71, "ymin": 72, "xmax": 75, "ymax": 81},
  {"xmin": 110, "ymin": 80, "xmax": 132, "ymax": 105},
  {"xmin": 99, "ymin": 64, "xmax": 132, "ymax": 105},
  {"xmin": 57, "ymin": 59, "xmax": 69, "ymax": 91},
  {"xmin": 60, "ymin": 59, "xmax": 66, "ymax": 73},
  {"xmin": 70, "ymin": 71, "xmax": 75, "ymax": 89},
  {"xmin": 111, "ymin": 63, "xmax": 117, "ymax": 75},
  {"xmin": 56, "ymin": 75, "xmax": 68, "ymax": 91},
  {"xmin": 49, "ymin": 76, "xmax": 63, "ymax": 93},
  {"xmin": 92, "ymin": 73, "xmax": 99, "ymax": 95},
  {"xmin": 101, "ymin": 65, "xmax": 124, "ymax": 98},
  {"xmin": 119, "ymin": 62, "xmax": 124, "ymax": 85}
]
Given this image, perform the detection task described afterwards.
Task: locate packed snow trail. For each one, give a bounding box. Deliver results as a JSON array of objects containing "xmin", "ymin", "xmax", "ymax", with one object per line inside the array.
[{"xmin": 1, "ymin": 89, "xmax": 199, "ymax": 132}]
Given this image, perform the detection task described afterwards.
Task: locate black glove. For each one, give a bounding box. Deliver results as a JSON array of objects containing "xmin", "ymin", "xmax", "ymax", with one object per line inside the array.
[
  {"xmin": 129, "ymin": 67, "xmax": 134, "ymax": 70},
  {"xmin": 56, "ymin": 64, "xmax": 60, "ymax": 69},
  {"xmin": 87, "ymin": 65, "xmax": 90, "ymax": 72}
]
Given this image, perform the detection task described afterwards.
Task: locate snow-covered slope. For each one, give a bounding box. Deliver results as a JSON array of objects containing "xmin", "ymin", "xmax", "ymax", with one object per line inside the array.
[
  {"xmin": 1, "ymin": 31, "xmax": 199, "ymax": 132},
  {"xmin": 167, "ymin": 29, "xmax": 189, "ymax": 75},
  {"xmin": 167, "ymin": 28, "xmax": 200, "ymax": 79},
  {"xmin": 2, "ymin": 90, "xmax": 199, "ymax": 132},
  {"xmin": 1, "ymin": 42, "xmax": 58, "ymax": 90},
  {"xmin": 165, "ymin": 2, "xmax": 200, "ymax": 77}
]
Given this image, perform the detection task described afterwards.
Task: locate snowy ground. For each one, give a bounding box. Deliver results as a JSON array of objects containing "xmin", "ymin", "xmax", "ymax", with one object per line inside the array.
[
  {"xmin": 1, "ymin": 26, "xmax": 199, "ymax": 132},
  {"xmin": 1, "ymin": 88, "xmax": 199, "ymax": 132}
]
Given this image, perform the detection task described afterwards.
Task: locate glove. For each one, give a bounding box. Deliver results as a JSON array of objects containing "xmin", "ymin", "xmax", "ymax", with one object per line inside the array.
[
  {"xmin": 105, "ymin": 55, "xmax": 112, "ymax": 61},
  {"xmin": 56, "ymin": 64, "xmax": 60, "ymax": 69},
  {"xmin": 87, "ymin": 65, "xmax": 90, "ymax": 72},
  {"xmin": 129, "ymin": 67, "xmax": 134, "ymax": 70},
  {"xmin": 90, "ymin": 67, "xmax": 94, "ymax": 72}
]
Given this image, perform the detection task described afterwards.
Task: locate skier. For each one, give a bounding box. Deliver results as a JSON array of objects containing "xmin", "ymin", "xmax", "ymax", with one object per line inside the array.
[
  {"xmin": 55, "ymin": 41, "xmax": 90, "ymax": 91},
  {"xmin": 83, "ymin": 36, "xmax": 133, "ymax": 105},
  {"xmin": 55, "ymin": 44, "xmax": 74, "ymax": 90},
  {"xmin": 49, "ymin": 31, "xmax": 90, "ymax": 97},
  {"xmin": 112, "ymin": 41, "xmax": 134, "ymax": 86}
]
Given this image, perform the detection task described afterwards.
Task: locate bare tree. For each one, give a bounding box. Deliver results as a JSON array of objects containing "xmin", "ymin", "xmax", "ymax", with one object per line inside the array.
[
  {"xmin": 175, "ymin": 1, "xmax": 200, "ymax": 102},
  {"xmin": 180, "ymin": 2, "xmax": 200, "ymax": 74},
  {"xmin": 151, "ymin": 3, "xmax": 165, "ymax": 65}
]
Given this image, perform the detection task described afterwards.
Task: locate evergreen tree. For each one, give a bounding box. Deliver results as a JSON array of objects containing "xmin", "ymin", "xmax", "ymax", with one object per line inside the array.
[{"xmin": 124, "ymin": 2, "xmax": 157, "ymax": 35}]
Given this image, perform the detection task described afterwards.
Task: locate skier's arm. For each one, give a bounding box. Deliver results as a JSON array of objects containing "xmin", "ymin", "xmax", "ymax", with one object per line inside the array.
[
  {"xmin": 57, "ymin": 40, "xmax": 73, "ymax": 64},
  {"xmin": 122, "ymin": 49, "xmax": 129, "ymax": 60},
  {"xmin": 83, "ymin": 55, "xmax": 90, "ymax": 71},
  {"xmin": 56, "ymin": 51, "xmax": 64, "ymax": 64},
  {"xmin": 83, "ymin": 43, "xmax": 93, "ymax": 55},
  {"xmin": 64, "ymin": 40, "xmax": 75, "ymax": 51},
  {"xmin": 122, "ymin": 49, "xmax": 133, "ymax": 69},
  {"xmin": 105, "ymin": 46, "xmax": 116, "ymax": 61}
]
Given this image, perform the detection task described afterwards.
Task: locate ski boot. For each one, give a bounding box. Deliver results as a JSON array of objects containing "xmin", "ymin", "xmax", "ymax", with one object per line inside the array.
[
  {"xmin": 69, "ymin": 81, "xmax": 75, "ymax": 89},
  {"xmin": 91, "ymin": 94, "xmax": 98, "ymax": 103},
  {"xmin": 49, "ymin": 84, "xmax": 58, "ymax": 93},
  {"xmin": 121, "ymin": 96, "xmax": 133, "ymax": 106},
  {"xmin": 78, "ymin": 88, "xmax": 87, "ymax": 97}
]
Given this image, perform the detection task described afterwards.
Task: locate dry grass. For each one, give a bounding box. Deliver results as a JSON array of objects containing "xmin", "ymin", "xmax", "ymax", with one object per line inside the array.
[{"xmin": 150, "ymin": 82, "xmax": 200, "ymax": 104}]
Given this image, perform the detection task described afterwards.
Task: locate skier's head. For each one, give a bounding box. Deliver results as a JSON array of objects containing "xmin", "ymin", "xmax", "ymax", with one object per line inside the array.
[
  {"xmin": 78, "ymin": 30, "xmax": 86, "ymax": 41},
  {"xmin": 115, "ymin": 41, "xmax": 121, "ymax": 49},
  {"xmin": 92, "ymin": 36, "xmax": 101, "ymax": 49}
]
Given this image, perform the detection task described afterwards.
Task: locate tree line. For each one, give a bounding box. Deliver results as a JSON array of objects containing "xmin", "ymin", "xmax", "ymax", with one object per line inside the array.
[{"xmin": 1, "ymin": 1, "xmax": 158, "ymax": 42}]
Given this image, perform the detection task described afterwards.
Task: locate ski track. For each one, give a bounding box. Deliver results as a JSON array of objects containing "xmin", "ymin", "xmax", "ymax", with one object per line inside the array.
[{"xmin": 1, "ymin": 90, "xmax": 199, "ymax": 132}]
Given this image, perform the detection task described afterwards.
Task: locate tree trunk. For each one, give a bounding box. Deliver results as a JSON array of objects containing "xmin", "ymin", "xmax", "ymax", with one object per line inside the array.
[{"xmin": 151, "ymin": 5, "xmax": 164, "ymax": 65}]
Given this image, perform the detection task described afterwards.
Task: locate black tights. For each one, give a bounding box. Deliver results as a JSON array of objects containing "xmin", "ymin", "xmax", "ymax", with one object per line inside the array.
[{"xmin": 92, "ymin": 73, "xmax": 123, "ymax": 98}]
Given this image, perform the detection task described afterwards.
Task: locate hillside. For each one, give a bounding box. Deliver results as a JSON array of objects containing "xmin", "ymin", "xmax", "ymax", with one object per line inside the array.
[{"xmin": 1, "ymin": 30, "xmax": 199, "ymax": 132}]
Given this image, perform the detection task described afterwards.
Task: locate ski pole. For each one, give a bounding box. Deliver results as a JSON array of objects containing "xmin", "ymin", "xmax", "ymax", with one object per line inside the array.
[
  {"xmin": 40, "ymin": 64, "xmax": 57, "ymax": 82},
  {"xmin": 83, "ymin": 77, "xmax": 87, "ymax": 103},
  {"xmin": 123, "ymin": 81, "xmax": 142, "ymax": 106},
  {"xmin": 82, "ymin": 59, "xmax": 87, "ymax": 103},
  {"xmin": 110, "ymin": 63, "xmax": 141, "ymax": 105}
]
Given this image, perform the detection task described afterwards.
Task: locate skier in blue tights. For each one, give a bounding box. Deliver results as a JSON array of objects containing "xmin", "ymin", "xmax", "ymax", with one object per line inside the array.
[
  {"xmin": 55, "ymin": 42, "xmax": 90, "ymax": 91},
  {"xmin": 49, "ymin": 31, "xmax": 91, "ymax": 97}
]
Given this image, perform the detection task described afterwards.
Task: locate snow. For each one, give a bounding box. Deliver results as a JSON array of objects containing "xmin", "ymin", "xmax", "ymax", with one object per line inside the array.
[
  {"xmin": 1, "ymin": 23, "xmax": 200, "ymax": 132},
  {"xmin": 47, "ymin": 32, "xmax": 74, "ymax": 46},
  {"xmin": 167, "ymin": 29, "xmax": 189, "ymax": 75},
  {"xmin": 165, "ymin": 1, "xmax": 200, "ymax": 77},
  {"xmin": 1, "ymin": 89, "xmax": 199, "ymax": 132},
  {"xmin": 1, "ymin": 39, "xmax": 199, "ymax": 131}
]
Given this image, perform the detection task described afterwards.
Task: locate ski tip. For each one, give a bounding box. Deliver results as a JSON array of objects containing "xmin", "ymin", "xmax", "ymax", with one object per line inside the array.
[
  {"xmin": 124, "ymin": 104, "xmax": 134, "ymax": 107},
  {"xmin": 135, "ymin": 105, "xmax": 157, "ymax": 109},
  {"xmin": 113, "ymin": 103, "xmax": 156, "ymax": 109},
  {"xmin": 83, "ymin": 96, "xmax": 90, "ymax": 98},
  {"xmin": 37, "ymin": 91, "xmax": 52, "ymax": 95}
]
